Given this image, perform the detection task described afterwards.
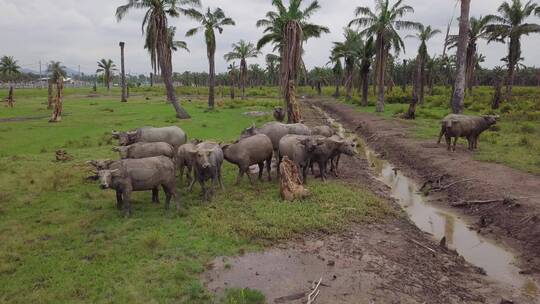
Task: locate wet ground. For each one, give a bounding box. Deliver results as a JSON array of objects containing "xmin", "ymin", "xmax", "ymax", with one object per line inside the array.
[{"xmin": 204, "ymin": 103, "xmax": 540, "ymax": 303}]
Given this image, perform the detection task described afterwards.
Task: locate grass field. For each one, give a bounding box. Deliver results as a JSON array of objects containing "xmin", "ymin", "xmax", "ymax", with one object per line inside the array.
[{"xmin": 0, "ymin": 87, "xmax": 391, "ymax": 303}]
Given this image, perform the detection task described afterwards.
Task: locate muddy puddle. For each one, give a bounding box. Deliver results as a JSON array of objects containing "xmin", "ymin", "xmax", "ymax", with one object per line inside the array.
[{"xmin": 312, "ymin": 105, "xmax": 539, "ymax": 298}]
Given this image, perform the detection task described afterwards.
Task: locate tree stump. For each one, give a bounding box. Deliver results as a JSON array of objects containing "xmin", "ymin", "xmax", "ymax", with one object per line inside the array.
[
  {"xmin": 279, "ymin": 156, "xmax": 309, "ymax": 201},
  {"xmin": 49, "ymin": 80, "xmax": 63, "ymax": 122},
  {"xmin": 6, "ymin": 86, "xmax": 14, "ymax": 108}
]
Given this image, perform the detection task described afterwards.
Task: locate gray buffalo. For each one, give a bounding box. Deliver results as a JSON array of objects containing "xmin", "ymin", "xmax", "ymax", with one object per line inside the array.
[
  {"xmin": 188, "ymin": 142, "xmax": 224, "ymax": 201},
  {"xmin": 96, "ymin": 156, "xmax": 178, "ymax": 216},
  {"xmin": 112, "ymin": 126, "xmax": 187, "ymax": 150},
  {"xmin": 273, "ymin": 107, "xmax": 285, "ymax": 122},
  {"xmin": 177, "ymin": 139, "xmax": 202, "ymax": 185},
  {"xmin": 278, "ymin": 135, "xmax": 321, "ymax": 183},
  {"xmin": 222, "ymin": 134, "xmax": 273, "ymax": 185},
  {"xmin": 328, "ymin": 136, "xmax": 358, "ymax": 176},
  {"xmin": 112, "ymin": 142, "xmax": 175, "ymax": 159},
  {"xmin": 311, "ymin": 125, "xmax": 335, "ymax": 137},
  {"xmin": 437, "ymin": 114, "xmax": 498, "ymax": 151}
]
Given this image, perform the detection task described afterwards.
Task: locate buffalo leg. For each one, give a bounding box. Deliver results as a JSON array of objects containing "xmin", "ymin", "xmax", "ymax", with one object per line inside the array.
[
  {"xmin": 179, "ymin": 164, "xmax": 185, "ymax": 185},
  {"xmin": 258, "ymin": 163, "xmax": 264, "ymax": 181},
  {"xmin": 452, "ymin": 137, "xmax": 458, "ymax": 152},
  {"xmin": 274, "ymin": 150, "xmax": 280, "ymax": 177},
  {"xmin": 122, "ymin": 191, "xmax": 132, "ymax": 217},
  {"xmin": 162, "ymin": 184, "xmax": 171, "ymax": 209},
  {"xmin": 115, "ymin": 190, "xmax": 123, "ymax": 210},
  {"xmin": 199, "ymin": 180, "xmax": 208, "ymax": 201},
  {"xmin": 302, "ymin": 165, "xmax": 309, "ymax": 185},
  {"xmin": 236, "ymin": 168, "xmax": 244, "ymax": 185},
  {"xmin": 246, "ymin": 168, "xmax": 255, "ymax": 186},
  {"xmin": 318, "ymin": 160, "xmax": 327, "ymax": 181},
  {"xmin": 265, "ymin": 157, "xmax": 272, "ymax": 182},
  {"xmin": 335, "ymin": 154, "xmax": 342, "ymax": 176},
  {"xmin": 210, "ymin": 176, "xmax": 217, "ymax": 201},
  {"xmin": 188, "ymin": 171, "xmax": 197, "ymax": 192},
  {"xmin": 437, "ymin": 126, "xmax": 445, "ymax": 144},
  {"xmin": 445, "ymin": 135, "xmax": 451, "ymax": 151},
  {"xmin": 152, "ymin": 188, "xmax": 159, "ymax": 204},
  {"xmin": 218, "ymin": 166, "xmax": 225, "ymax": 191}
]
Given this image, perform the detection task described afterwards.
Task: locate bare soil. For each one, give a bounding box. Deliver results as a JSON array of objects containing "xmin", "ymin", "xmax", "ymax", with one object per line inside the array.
[
  {"xmin": 313, "ymin": 99, "xmax": 540, "ymax": 280},
  {"xmin": 203, "ymin": 103, "xmax": 538, "ymax": 303}
]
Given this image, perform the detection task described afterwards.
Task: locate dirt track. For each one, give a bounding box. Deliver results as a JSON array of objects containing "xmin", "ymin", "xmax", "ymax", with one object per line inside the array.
[
  {"xmin": 204, "ymin": 103, "xmax": 538, "ymax": 303},
  {"xmin": 314, "ymin": 99, "xmax": 540, "ymax": 279}
]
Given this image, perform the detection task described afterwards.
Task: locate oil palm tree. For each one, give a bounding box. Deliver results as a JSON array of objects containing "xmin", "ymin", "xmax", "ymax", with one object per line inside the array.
[
  {"xmin": 406, "ymin": 25, "xmax": 440, "ymax": 104},
  {"xmin": 356, "ymin": 37, "xmax": 376, "ymax": 107},
  {"xmin": 256, "ymin": 0, "xmax": 329, "ymax": 123},
  {"xmin": 310, "ymin": 67, "xmax": 328, "ymax": 96},
  {"xmin": 224, "ymin": 40, "xmax": 261, "ymax": 100},
  {"xmin": 47, "ymin": 61, "xmax": 67, "ymax": 122},
  {"xmin": 96, "ymin": 59, "xmax": 117, "ymax": 91},
  {"xmin": 451, "ymin": 0, "xmax": 471, "ymax": 114},
  {"xmin": 116, "ymin": 0, "xmax": 200, "ymax": 119},
  {"xmin": 167, "ymin": 26, "xmax": 189, "ymax": 53},
  {"xmin": 0, "ymin": 56, "xmax": 20, "ymax": 107},
  {"xmin": 184, "ymin": 7, "xmax": 235, "ymax": 109},
  {"xmin": 327, "ymin": 55, "xmax": 343, "ymax": 98},
  {"xmin": 349, "ymin": 0, "xmax": 420, "ymax": 112},
  {"xmin": 486, "ymin": 0, "xmax": 540, "ymax": 98},
  {"xmin": 265, "ymin": 53, "xmax": 281, "ymax": 86},
  {"xmin": 331, "ymin": 28, "xmax": 362, "ymax": 102},
  {"xmin": 227, "ymin": 63, "xmax": 238, "ymax": 99}
]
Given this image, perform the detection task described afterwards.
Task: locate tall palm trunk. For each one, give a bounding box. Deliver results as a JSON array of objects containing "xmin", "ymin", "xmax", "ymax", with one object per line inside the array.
[
  {"xmin": 207, "ymin": 37, "xmax": 216, "ymax": 109},
  {"xmin": 120, "ymin": 42, "xmax": 127, "ymax": 102},
  {"xmin": 240, "ymin": 59, "xmax": 247, "ymax": 100},
  {"xmin": 404, "ymin": 56, "xmax": 421, "ymax": 119},
  {"xmin": 465, "ymin": 44, "xmax": 476, "ymax": 95},
  {"xmin": 6, "ymin": 86, "xmax": 14, "ymax": 108},
  {"xmin": 360, "ymin": 66, "xmax": 370, "ymax": 107},
  {"xmin": 401, "ymin": 59, "xmax": 407, "ymax": 93},
  {"xmin": 419, "ymin": 55, "xmax": 425, "ymax": 104},
  {"xmin": 451, "ymin": 0, "xmax": 470, "ymax": 114},
  {"xmin": 49, "ymin": 80, "xmax": 63, "ymax": 122},
  {"xmin": 505, "ymin": 36, "xmax": 519, "ymax": 99},
  {"xmin": 344, "ymin": 60, "xmax": 354, "ymax": 101},
  {"xmin": 282, "ymin": 21, "xmax": 303, "ymax": 123},
  {"xmin": 47, "ymin": 81, "xmax": 54, "ymax": 109},
  {"xmin": 333, "ymin": 75, "xmax": 340, "ymax": 98},
  {"xmin": 375, "ymin": 36, "xmax": 387, "ymax": 112}
]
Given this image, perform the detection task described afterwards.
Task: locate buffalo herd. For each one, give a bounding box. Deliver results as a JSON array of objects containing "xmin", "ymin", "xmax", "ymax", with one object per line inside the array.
[{"xmin": 87, "ymin": 112, "xmax": 497, "ymax": 216}]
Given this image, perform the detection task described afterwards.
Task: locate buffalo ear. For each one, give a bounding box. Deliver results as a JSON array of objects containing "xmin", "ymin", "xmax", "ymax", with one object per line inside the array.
[{"xmin": 110, "ymin": 169, "xmax": 122, "ymax": 177}]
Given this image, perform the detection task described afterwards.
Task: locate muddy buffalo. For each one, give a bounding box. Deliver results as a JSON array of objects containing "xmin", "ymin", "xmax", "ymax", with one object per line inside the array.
[
  {"xmin": 222, "ymin": 134, "xmax": 273, "ymax": 185},
  {"xmin": 437, "ymin": 114, "xmax": 498, "ymax": 151},
  {"xmin": 273, "ymin": 107, "xmax": 285, "ymax": 122},
  {"xmin": 96, "ymin": 156, "xmax": 178, "ymax": 216},
  {"xmin": 112, "ymin": 142, "xmax": 175, "ymax": 159},
  {"xmin": 311, "ymin": 125, "xmax": 335, "ymax": 137},
  {"xmin": 112, "ymin": 126, "xmax": 187, "ymax": 150},
  {"xmin": 328, "ymin": 136, "xmax": 358, "ymax": 176},
  {"xmin": 278, "ymin": 135, "xmax": 321, "ymax": 183},
  {"xmin": 188, "ymin": 142, "xmax": 224, "ymax": 201},
  {"xmin": 177, "ymin": 139, "xmax": 202, "ymax": 186}
]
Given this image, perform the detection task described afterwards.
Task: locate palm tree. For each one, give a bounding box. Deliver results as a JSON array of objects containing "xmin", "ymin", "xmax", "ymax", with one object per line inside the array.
[
  {"xmin": 0, "ymin": 56, "xmax": 20, "ymax": 107},
  {"xmin": 256, "ymin": 0, "xmax": 329, "ymax": 123},
  {"xmin": 224, "ymin": 40, "xmax": 261, "ymax": 100},
  {"xmin": 448, "ymin": 16, "xmax": 491, "ymax": 95},
  {"xmin": 116, "ymin": 0, "xmax": 200, "ymax": 119},
  {"xmin": 486, "ymin": 0, "xmax": 540, "ymax": 98},
  {"xmin": 451, "ymin": 0, "xmax": 471, "ymax": 113},
  {"xmin": 327, "ymin": 55, "xmax": 343, "ymax": 98},
  {"xmin": 265, "ymin": 53, "xmax": 281, "ymax": 86},
  {"xmin": 227, "ymin": 63, "xmax": 238, "ymax": 99},
  {"xmin": 407, "ymin": 25, "xmax": 440, "ymax": 104},
  {"xmin": 47, "ymin": 61, "xmax": 67, "ymax": 122},
  {"xmin": 96, "ymin": 59, "xmax": 117, "ymax": 91},
  {"xmin": 349, "ymin": 0, "xmax": 420, "ymax": 112},
  {"xmin": 167, "ymin": 26, "xmax": 190, "ymax": 53},
  {"xmin": 331, "ymin": 28, "xmax": 362, "ymax": 102},
  {"xmin": 357, "ymin": 37, "xmax": 376, "ymax": 106},
  {"xmin": 310, "ymin": 67, "xmax": 328, "ymax": 96},
  {"xmin": 184, "ymin": 7, "xmax": 235, "ymax": 109}
]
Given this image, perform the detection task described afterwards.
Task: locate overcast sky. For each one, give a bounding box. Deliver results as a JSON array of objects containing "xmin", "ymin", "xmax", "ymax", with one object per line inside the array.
[{"xmin": 1, "ymin": 0, "xmax": 540, "ymax": 76}]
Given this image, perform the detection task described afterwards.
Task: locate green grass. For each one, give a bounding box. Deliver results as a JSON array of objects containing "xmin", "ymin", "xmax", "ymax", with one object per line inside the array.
[
  {"xmin": 0, "ymin": 87, "xmax": 391, "ymax": 303},
  {"xmin": 338, "ymin": 86, "xmax": 540, "ymax": 175},
  {"xmin": 220, "ymin": 288, "xmax": 265, "ymax": 304}
]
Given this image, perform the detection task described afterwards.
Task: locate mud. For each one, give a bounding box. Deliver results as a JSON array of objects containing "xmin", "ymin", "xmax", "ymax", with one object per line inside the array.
[
  {"xmin": 204, "ymin": 103, "xmax": 539, "ymax": 303},
  {"xmin": 314, "ymin": 100, "xmax": 540, "ymax": 281}
]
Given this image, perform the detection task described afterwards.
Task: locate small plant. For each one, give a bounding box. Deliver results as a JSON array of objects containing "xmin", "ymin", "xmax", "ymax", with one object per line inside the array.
[
  {"xmin": 221, "ymin": 288, "xmax": 265, "ymax": 304},
  {"xmin": 518, "ymin": 136, "xmax": 531, "ymax": 147}
]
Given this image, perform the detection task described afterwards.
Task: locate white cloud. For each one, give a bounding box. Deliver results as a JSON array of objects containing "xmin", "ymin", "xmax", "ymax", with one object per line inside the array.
[{"xmin": 1, "ymin": 0, "xmax": 539, "ymax": 75}]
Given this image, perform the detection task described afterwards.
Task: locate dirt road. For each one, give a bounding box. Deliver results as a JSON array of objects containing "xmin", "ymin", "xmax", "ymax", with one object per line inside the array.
[
  {"xmin": 204, "ymin": 103, "xmax": 538, "ymax": 303},
  {"xmin": 314, "ymin": 100, "xmax": 540, "ymax": 278}
]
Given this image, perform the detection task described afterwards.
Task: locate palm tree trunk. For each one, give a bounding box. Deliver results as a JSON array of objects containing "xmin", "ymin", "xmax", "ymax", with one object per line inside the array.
[
  {"xmin": 7, "ymin": 85, "xmax": 14, "ymax": 108},
  {"xmin": 49, "ymin": 80, "xmax": 63, "ymax": 122},
  {"xmin": 375, "ymin": 37, "xmax": 386, "ymax": 113},
  {"xmin": 333, "ymin": 75, "xmax": 340, "ymax": 98},
  {"xmin": 450, "ymin": 0, "xmax": 470, "ymax": 114},
  {"xmin": 345, "ymin": 63, "xmax": 354, "ymax": 101},
  {"xmin": 282, "ymin": 21, "xmax": 303, "ymax": 123},
  {"xmin": 361, "ymin": 70, "xmax": 370, "ymax": 107},
  {"xmin": 208, "ymin": 50, "xmax": 216, "ymax": 109},
  {"xmin": 120, "ymin": 42, "xmax": 127, "ymax": 102},
  {"xmin": 47, "ymin": 81, "xmax": 54, "ymax": 109},
  {"xmin": 419, "ymin": 55, "xmax": 425, "ymax": 104},
  {"xmin": 465, "ymin": 45, "xmax": 475, "ymax": 95},
  {"xmin": 241, "ymin": 59, "xmax": 247, "ymax": 100},
  {"xmin": 160, "ymin": 44, "xmax": 190, "ymax": 119},
  {"xmin": 404, "ymin": 56, "xmax": 421, "ymax": 120}
]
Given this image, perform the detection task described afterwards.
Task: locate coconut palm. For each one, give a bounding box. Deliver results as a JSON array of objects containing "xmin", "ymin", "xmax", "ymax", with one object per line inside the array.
[
  {"xmin": 407, "ymin": 25, "xmax": 440, "ymax": 104},
  {"xmin": 167, "ymin": 26, "xmax": 190, "ymax": 53},
  {"xmin": 310, "ymin": 67, "xmax": 328, "ymax": 96},
  {"xmin": 224, "ymin": 40, "xmax": 261, "ymax": 100},
  {"xmin": 184, "ymin": 7, "xmax": 235, "ymax": 109},
  {"xmin": 96, "ymin": 59, "xmax": 117, "ymax": 91},
  {"xmin": 451, "ymin": 0, "xmax": 471, "ymax": 113},
  {"xmin": 486, "ymin": 0, "xmax": 540, "ymax": 98},
  {"xmin": 256, "ymin": 0, "xmax": 329, "ymax": 123},
  {"xmin": 327, "ymin": 55, "xmax": 343, "ymax": 98},
  {"xmin": 47, "ymin": 61, "xmax": 67, "ymax": 83},
  {"xmin": 265, "ymin": 53, "xmax": 281, "ymax": 86},
  {"xmin": 116, "ymin": 0, "xmax": 200, "ymax": 119},
  {"xmin": 0, "ymin": 56, "xmax": 20, "ymax": 80},
  {"xmin": 356, "ymin": 37, "xmax": 376, "ymax": 107},
  {"xmin": 349, "ymin": 0, "xmax": 420, "ymax": 112}
]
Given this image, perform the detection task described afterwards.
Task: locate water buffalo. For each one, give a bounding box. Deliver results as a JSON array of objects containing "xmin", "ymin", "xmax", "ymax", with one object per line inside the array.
[
  {"xmin": 278, "ymin": 135, "xmax": 321, "ymax": 184},
  {"xmin": 112, "ymin": 126, "xmax": 187, "ymax": 150},
  {"xmin": 437, "ymin": 114, "xmax": 498, "ymax": 151},
  {"xmin": 188, "ymin": 142, "xmax": 224, "ymax": 201},
  {"xmin": 222, "ymin": 134, "xmax": 273, "ymax": 185},
  {"xmin": 309, "ymin": 136, "xmax": 348, "ymax": 181},
  {"xmin": 241, "ymin": 122, "xmax": 311, "ymax": 172},
  {"xmin": 112, "ymin": 142, "xmax": 175, "ymax": 159},
  {"xmin": 328, "ymin": 136, "xmax": 358, "ymax": 177},
  {"xmin": 96, "ymin": 156, "xmax": 178, "ymax": 216},
  {"xmin": 273, "ymin": 107, "xmax": 285, "ymax": 122},
  {"xmin": 177, "ymin": 139, "xmax": 202, "ymax": 186},
  {"xmin": 311, "ymin": 125, "xmax": 335, "ymax": 137}
]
